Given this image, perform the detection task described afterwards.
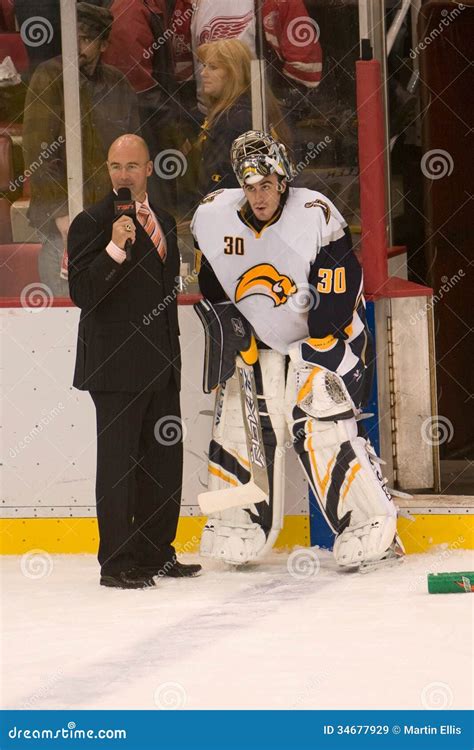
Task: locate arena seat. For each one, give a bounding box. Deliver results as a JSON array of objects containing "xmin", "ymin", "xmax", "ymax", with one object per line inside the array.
[
  {"xmin": 0, "ymin": 32, "xmax": 29, "ymax": 72},
  {"xmin": 0, "ymin": 242, "xmax": 41, "ymax": 296}
]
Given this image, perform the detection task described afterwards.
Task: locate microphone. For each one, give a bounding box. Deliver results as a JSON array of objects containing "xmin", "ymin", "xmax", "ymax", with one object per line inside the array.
[{"xmin": 114, "ymin": 187, "xmax": 135, "ymax": 262}]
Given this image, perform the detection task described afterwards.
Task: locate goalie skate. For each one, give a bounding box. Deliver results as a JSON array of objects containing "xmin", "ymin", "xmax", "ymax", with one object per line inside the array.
[{"xmin": 358, "ymin": 534, "xmax": 405, "ymax": 573}]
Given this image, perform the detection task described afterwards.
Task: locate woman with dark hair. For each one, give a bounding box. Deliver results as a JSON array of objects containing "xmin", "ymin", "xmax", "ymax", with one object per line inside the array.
[{"xmin": 196, "ymin": 38, "xmax": 290, "ymax": 198}]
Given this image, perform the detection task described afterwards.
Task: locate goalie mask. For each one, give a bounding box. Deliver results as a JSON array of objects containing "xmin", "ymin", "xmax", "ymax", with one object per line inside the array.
[{"xmin": 231, "ymin": 130, "xmax": 294, "ymax": 186}]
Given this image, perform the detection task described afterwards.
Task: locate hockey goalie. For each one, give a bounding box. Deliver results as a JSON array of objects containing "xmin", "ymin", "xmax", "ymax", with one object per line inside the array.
[{"xmin": 191, "ymin": 130, "xmax": 404, "ymax": 571}]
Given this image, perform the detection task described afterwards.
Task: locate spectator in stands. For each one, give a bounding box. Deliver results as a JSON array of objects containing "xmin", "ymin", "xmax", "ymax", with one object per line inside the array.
[
  {"xmin": 171, "ymin": 0, "xmax": 322, "ymax": 109},
  {"xmin": 22, "ymin": 2, "xmax": 139, "ymax": 296},
  {"xmin": 102, "ymin": 0, "xmax": 177, "ymax": 210},
  {"xmin": 196, "ymin": 38, "xmax": 289, "ymax": 199}
]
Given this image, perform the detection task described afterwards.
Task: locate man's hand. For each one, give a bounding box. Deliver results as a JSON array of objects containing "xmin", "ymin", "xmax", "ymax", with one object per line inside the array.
[
  {"xmin": 55, "ymin": 215, "xmax": 70, "ymax": 245},
  {"xmin": 112, "ymin": 215, "xmax": 136, "ymax": 250}
]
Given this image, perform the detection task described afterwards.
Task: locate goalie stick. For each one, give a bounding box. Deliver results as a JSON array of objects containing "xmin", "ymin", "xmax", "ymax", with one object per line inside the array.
[{"xmin": 198, "ymin": 355, "xmax": 270, "ymax": 514}]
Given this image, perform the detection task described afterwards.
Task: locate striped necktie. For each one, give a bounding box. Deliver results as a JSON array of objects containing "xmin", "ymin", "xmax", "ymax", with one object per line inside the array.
[{"xmin": 137, "ymin": 204, "xmax": 166, "ymax": 261}]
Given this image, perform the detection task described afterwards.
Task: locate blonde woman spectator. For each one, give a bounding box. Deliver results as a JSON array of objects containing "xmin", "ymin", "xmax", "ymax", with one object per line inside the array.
[
  {"xmin": 171, "ymin": 0, "xmax": 322, "ymax": 108},
  {"xmin": 196, "ymin": 38, "xmax": 290, "ymax": 198}
]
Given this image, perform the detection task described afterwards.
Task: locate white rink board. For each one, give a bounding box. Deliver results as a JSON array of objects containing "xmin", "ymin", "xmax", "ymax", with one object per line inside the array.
[{"xmin": 1, "ymin": 305, "xmax": 308, "ymax": 519}]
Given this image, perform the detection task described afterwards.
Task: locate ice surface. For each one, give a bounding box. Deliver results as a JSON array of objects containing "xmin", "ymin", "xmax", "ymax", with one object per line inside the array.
[{"xmin": 1, "ymin": 548, "xmax": 472, "ymax": 710}]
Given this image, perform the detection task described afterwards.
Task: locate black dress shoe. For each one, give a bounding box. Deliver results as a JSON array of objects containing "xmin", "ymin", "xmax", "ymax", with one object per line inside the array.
[
  {"xmin": 140, "ymin": 559, "xmax": 202, "ymax": 578},
  {"xmin": 100, "ymin": 567, "xmax": 156, "ymax": 589}
]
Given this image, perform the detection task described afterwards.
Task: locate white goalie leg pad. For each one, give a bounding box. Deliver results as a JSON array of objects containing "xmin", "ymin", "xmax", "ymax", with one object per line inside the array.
[
  {"xmin": 201, "ymin": 508, "xmax": 267, "ymax": 564},
  {"xmin": 201, "ymin": 351, "xmax": 286, "ymax": 565},
  {"xmin": 333, "ymin": 515, "xmax": 398, "ymax": 568},
  {"xmin": 286, "ymin": 364, "xmax": 398, "ymax": 569}
]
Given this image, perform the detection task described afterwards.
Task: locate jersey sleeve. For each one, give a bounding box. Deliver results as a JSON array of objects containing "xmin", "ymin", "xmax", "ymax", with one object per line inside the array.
[
  {"xmin": 193, "ymin": 236, "xmax": 228, "ymax": 303},
  {"xmin": 308, "ymin": 223, "xmax": 362, "ymax": 340},
  {"xmin": 290, "ymin": 211, "xmax": 368, "ymax": 387}
]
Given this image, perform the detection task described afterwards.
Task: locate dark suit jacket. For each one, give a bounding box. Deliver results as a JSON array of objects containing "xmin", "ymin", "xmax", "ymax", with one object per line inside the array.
[{"xmin": 68, "ymin": 192, "xmax": 181, "ymax": 393}]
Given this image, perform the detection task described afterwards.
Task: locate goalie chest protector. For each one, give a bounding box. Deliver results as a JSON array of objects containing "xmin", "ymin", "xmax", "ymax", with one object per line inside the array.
[{"xmin": 192, "ymin": 187, "xmax": 343, "ymax": 354}]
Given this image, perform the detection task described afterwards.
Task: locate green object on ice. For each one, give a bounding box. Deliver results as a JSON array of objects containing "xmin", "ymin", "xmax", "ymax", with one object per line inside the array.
[{"xmin": 427, "ymin": 572, "xmax": 474, "ymax": 594}]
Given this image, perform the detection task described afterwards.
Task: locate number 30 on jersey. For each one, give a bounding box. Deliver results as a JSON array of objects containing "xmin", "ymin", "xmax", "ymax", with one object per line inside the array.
[
  {"xmin": 224, "ymin": 236, "xmax": 245, "ymax": 255},
  {"xmin": 317, "ymin": 267, "xmax": 346, "ymax": 293}
]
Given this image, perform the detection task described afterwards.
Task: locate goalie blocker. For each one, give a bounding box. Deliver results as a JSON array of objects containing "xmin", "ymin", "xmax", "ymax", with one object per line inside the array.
[{"xmin": 195, "ymin": 300, "xmax": 403, "ymax": 568}]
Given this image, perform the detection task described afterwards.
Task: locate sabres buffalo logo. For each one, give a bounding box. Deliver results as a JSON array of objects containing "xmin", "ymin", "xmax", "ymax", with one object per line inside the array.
[{"xmin": 235, "ymin": 264, "xmax": 297, "ymax": 306}]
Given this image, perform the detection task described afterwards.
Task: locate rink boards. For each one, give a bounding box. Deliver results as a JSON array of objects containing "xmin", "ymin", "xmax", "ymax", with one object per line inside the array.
[{"xmin": 0, "ymin": 302, "xmax": 471, "ymax": 556}]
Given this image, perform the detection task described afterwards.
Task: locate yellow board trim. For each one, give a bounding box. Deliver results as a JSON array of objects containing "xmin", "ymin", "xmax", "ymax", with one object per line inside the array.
[
  {"xmin": 0, "ymin": 516, "xmax": 310, "ymax": 555},
  {"xmin": 0, "ymin": 515, "xmax": 471, "ymax": 555}
]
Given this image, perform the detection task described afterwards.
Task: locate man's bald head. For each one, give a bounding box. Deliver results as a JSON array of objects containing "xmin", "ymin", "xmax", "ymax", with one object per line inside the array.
[
  {"xmin": 107, "ymin": 134, "xmax": 153, "ymax": 202},
  {"xmin": 108, "ymin": 134, "xmax": 150, "ymax": 162}
]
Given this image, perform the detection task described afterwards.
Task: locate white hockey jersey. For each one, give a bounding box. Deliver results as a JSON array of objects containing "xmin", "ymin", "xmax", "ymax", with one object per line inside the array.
[{"xmin": 191, "ymin": 187, "xmax": 350, "ymax": 355}]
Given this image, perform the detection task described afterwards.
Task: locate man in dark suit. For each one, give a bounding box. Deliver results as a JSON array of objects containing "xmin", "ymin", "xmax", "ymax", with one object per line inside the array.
[{"xmin": 68, "ymin": 134, "xmax": 201, "ymax": 588}]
